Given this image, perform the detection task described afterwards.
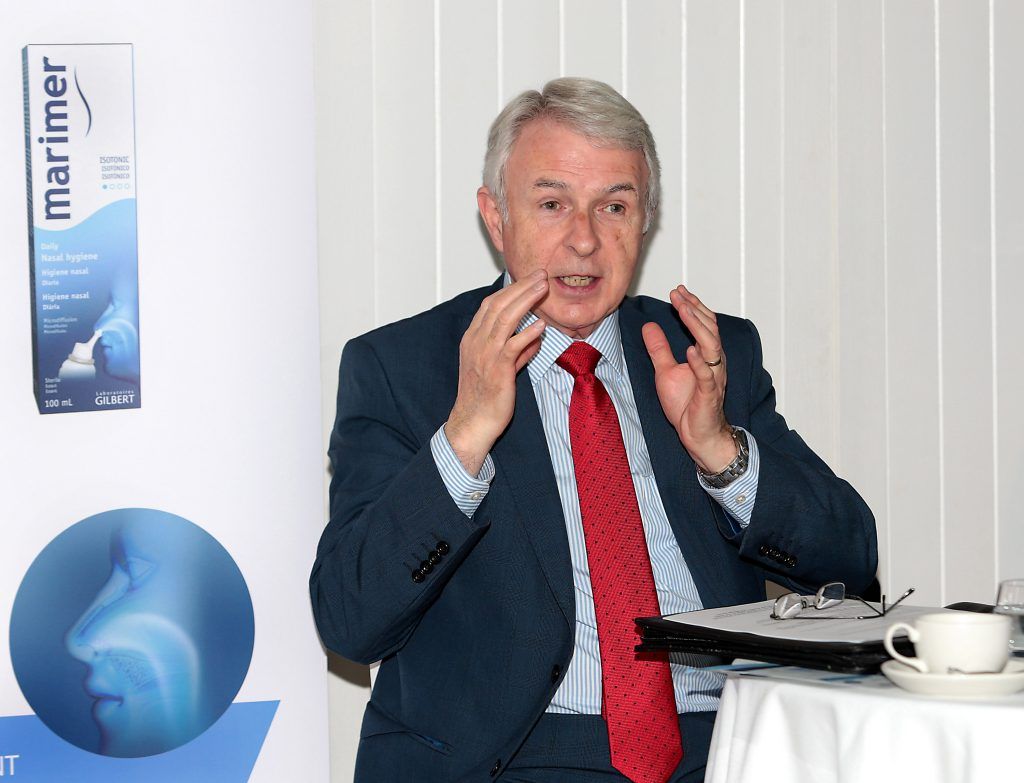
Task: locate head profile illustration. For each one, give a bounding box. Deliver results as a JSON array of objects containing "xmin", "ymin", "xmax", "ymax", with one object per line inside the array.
[{"xmin": 10, "ymin": 508, "xmax": 254, "ymax": 758}]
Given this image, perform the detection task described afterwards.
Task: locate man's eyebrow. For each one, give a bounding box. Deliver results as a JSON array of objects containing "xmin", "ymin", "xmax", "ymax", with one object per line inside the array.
[
  {"xmin": 533, "ymin": 179, "xmax": 567, "ymax": 190},
  {"xmin": 607, "ymin": 183, "xmax": 638, "ymax": 195}
]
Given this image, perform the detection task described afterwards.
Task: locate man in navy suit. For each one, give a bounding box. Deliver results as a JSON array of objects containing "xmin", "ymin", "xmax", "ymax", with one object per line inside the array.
[{"xmin": 310, "ymin": 78, "xmax": 877, "ymax": 783}]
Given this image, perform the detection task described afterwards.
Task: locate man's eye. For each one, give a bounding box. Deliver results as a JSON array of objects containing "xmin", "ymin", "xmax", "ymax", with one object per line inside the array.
[
  {"xmin": 604, "ymin": 203, "xmax": 625, "ymax": 214},
  {"xmin": 540, "ymin": 201, "xmax": 559, "ymax": 210}
]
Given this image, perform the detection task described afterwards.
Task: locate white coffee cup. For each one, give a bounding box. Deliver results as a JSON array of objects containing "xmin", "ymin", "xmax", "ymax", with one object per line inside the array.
[{"xmin": 884, "ymin": 612, "xmax": 1011, "ymax": 674}]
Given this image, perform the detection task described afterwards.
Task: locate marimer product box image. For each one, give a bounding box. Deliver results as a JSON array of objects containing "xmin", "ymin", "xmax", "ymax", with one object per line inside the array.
[{"xmin": 22, "ymin": 43, "xmax": 140, "ymax": 414}]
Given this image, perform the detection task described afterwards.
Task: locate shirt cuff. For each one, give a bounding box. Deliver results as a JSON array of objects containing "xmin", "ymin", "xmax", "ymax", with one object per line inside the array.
[
  {"xmin": 696, "ymin": 427, "xmax": 759, "ymax": 528},
  {"xmin": 430, "ymin": 425, "xmax": 496, "ymax": 518}
]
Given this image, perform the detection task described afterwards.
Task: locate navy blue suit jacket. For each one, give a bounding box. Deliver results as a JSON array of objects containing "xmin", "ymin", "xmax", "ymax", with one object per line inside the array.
[{"xmin": 310, "ymin": 279, "xmax": 877, "ymax": 782}]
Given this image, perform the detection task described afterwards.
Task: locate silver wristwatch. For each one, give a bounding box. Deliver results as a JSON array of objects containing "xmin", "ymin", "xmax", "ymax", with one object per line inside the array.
[{"xmin": 696, "ymin": 427, "xmax": 749, "ymax": 489}]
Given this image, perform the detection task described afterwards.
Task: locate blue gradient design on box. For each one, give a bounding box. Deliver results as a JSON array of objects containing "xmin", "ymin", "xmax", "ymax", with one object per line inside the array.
[
  {"xmin": 23, "ymin": 44, "xmax": 141, "ymax": 414},
  {"xmin": 0, "ymin": 702, "xmax": 277, "ymax": 781},
  {"xmin": 9, "ymin": 509, "xmax": 255, "ymax": 758}
]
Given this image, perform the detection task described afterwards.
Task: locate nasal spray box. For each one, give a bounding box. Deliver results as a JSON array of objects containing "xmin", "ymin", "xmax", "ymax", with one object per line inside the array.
[{"xmin": 23, "ymin": 44, "xmax": 140, "ymax": 414}]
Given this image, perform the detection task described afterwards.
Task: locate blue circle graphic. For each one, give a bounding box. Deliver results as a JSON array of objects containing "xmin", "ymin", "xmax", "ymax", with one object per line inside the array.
[{"xmin": 9, "ymin": 508, "xmax": 255, "ymax": 758}]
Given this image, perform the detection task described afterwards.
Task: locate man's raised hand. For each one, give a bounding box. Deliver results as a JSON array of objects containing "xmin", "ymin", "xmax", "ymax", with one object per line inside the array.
[
  {"xmin": 445, "ymin": 270, "xmax": 548, "ymax": 475},
  {"xmin": 641, "ymin": 284, "xmax": 737, "ymax": 473}
]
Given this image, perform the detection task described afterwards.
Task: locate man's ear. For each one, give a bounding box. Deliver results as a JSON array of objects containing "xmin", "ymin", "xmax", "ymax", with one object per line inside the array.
[{"xmin": 477, "ymin": 186, "xmax": 505, "ymax": 254}]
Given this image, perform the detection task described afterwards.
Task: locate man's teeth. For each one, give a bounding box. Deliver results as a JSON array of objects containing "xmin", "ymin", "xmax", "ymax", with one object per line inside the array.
[{"xmin": 559, "ymin": 275, "xmax": 594, "ymax": 287}]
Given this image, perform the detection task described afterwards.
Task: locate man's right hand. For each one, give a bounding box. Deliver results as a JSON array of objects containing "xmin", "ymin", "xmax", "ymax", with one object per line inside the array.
[{"xmin": 444, "ymin": 270, "xmax": 549, "ymax": 475}]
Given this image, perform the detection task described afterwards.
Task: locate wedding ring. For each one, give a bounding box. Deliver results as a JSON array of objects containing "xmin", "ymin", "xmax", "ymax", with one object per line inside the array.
[{"xmin": 705, "ymin": 357, "xmax": 723, "ymax": 367}]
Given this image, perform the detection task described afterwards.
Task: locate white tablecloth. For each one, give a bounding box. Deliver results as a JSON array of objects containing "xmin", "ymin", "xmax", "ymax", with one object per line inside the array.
[{"xmin": 705, "ymin": 671, "xmax": 1024, "ymax": 783}]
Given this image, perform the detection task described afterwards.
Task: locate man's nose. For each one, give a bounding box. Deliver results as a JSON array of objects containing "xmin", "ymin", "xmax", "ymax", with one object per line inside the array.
[{"xmin": 566, "ymin": 210, "xmax": 600, "ymax": 257}]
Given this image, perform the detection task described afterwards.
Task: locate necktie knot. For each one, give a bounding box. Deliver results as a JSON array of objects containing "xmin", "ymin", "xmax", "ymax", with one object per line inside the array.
[{"xmin": 556, "ymin": 342, "xmax": 601, "ymax": 379}]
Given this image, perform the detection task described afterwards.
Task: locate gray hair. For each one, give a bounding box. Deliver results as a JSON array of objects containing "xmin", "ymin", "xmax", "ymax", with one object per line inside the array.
[{"xmin": 482, "ymin": 77, "xmax": 660, "ymax": 232}]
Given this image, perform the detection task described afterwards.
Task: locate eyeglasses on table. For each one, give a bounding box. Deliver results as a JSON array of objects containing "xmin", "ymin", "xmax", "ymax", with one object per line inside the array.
[{"xmin": 770, "ymin": 582, "xmax": 915, "ymax": 621}]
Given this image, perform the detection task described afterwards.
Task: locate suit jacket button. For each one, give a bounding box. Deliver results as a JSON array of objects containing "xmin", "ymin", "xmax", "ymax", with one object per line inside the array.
[
  {"xmin": 758, "ymin": 544, "xmax": 769, "ymax": 556},
  {"xmin": 419, "ymin": 559, "xmax": 433, "ymax": 574},
  {"xmin": 550, "ymin": 664, "xmax": 561, "ymax": 683},
  {"xmin": 490, "ymin": 759, "xmax": 501, "ymax": 776},
  {"xmin": 411, "ymin": 569, "xmax": 425, "ymax": 583},
  {"xmin": 786, "ymin": 555, "xmax": 797, "ymax": 567},
  {"xmin": 428, "ymin": 551, "xmax": 441, "ymax": 566},
  {"xmin": 436, "ymin": 541, "xmax": 450, "ymax": 555}
]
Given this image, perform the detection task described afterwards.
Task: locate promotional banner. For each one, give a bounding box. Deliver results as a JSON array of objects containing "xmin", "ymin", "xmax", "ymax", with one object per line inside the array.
[
  {"xmin": 23, "ymin": 43, "xmax": 141, "ymax": 414},
  {"xmin": 2, "ymin": 5, "xmax": 328, "ymax": 781}
]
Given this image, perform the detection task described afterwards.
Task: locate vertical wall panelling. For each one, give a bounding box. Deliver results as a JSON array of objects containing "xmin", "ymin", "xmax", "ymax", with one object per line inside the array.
[
  {"xmin": 993, "ymin": 0, "xmax": 1024, "ymax": 583},
  {"xmin": 501, "ymin": 0, "xmax": 560, "ymax": 104},
  {"xmin": 373, "ymin": 0, "xmax": 438, "ymax": 326},
  {"xmin": 626, "ymin": 1, "xmax": 685, "ymax": 301},
  {"xmin": 938, "ymin": 0, "xmax": 995, "ymax": 603},
  {"xmin": 835, "ymin": 0, "xmax": 890, "ymax": 593},
  {"xmin": 439, "ymin": 0, "xmax": 501, "ymax": 300},
  {"xmin": 317, "ymin": 0, "xmax": 375, "ymax": 364},
  {"xmin": 780, "ymin": 0, "xmax": 837, "ymax": 461},
  {"xmin": 884, "ymin": 0, "xmax": 943, "ymax": 605},
  {"xmin": 742, "ymin": 0, "xmax": 785, "ymax": 407},
  {"xmin": 561, "ymin": 0, "xmax": 624, "ymax": 90},
  {"xmin": 685, "ymin": 0, "xmax": 742, "ymax": 315}
]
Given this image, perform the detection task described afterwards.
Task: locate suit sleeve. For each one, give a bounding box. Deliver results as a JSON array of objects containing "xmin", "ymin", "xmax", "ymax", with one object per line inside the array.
[
  {"xmin": 715, "ymin": 319, "xmax": 879, "ymax": 595},
  {"xmin": 309, "ymin": 337, "xmax": 490, "ymax": 665}
]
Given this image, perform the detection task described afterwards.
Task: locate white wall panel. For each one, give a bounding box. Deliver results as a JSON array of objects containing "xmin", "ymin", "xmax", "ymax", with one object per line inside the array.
[
  {"xmin": 686, "ymin": 0, "xmax": 742, "ymax": 315},
  {"xmin": 742, "ymin": 0, "xmax": 785, "ymax": 397},
  {"xmin": 501, "ymin": 0, "xmax": 560, "ymax": 102},
  {"xmin": 626, "ymin": 0, "xmax": 685, "ymax": 301},
  {"xmin": 938, "ymin": 0, "xmax": 995, "ymax": 603},
  {"xmin": 781, "ymin": 0, "xmax": 837, "ymax": 461},
  {"xmin": 373, "ymin": 0, "xmax": 437, "ymax": 326},
  {"xmin": 317, "ymin": 0, "xmax": 375, "ymax": 399},
  {"xmin": 561, "ymin": 0, "xmax": 623, "ymax": 90},
  {"xmin": 993, "ymin": 0, "xmax": 1024, "ymax": 583},
  {"xmin": 884, "ymin": 0, "xmax": 943, "ymax": 605},
  {"xmin": 439, "ymin": 0, "xmax": 501, "ymax": 299},
  {"xmin": 835, "ymin": 0, "xmax": 890, "ymax": 592}
]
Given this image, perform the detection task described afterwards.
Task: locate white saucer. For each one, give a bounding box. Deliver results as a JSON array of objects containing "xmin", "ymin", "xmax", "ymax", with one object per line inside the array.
[{"xmin": 881, "ymin": 658, "xmax": 1024, "ymax": 697}]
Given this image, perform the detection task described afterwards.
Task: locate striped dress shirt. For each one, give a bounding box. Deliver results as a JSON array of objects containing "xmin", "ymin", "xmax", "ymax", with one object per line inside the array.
[{"xmin": 430, "ymin": 296, "xmax": 760, "ymax": 714}]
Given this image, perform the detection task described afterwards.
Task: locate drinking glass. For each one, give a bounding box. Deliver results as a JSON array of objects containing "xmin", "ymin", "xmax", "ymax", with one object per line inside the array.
[{"xmin": 995, "ymin": 578, "xmax": 1024, "ymax": 657}]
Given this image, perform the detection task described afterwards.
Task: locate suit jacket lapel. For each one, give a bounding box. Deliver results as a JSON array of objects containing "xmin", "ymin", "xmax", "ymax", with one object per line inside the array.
[
  {"xmin": 491, "ymin": 369, "xmax": 576, "ymax": 627},
  {"xmin": 618, "ymin": 298, "xmax": 733, "ymax": 609},
  {"xmin": 462, "ymin": 275, "xmax": 573, "ymax": 627}
]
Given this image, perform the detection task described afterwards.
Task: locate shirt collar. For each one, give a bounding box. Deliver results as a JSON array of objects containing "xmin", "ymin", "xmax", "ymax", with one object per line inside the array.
[{"xmin": 503, "ymin": 270, "xmax": 626, "ymax": 386}]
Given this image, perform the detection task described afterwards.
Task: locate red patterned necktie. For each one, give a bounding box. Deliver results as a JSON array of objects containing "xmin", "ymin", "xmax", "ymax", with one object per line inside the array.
[{"xmin": 556, "ymin": 342, "xmax": 682, "ymax": 783}]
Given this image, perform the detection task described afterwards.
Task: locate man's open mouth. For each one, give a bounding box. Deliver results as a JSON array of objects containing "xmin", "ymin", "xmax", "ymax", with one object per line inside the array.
[{"xmin": 558, "ymin": 275, "xmax": 595, "ymax": 287}]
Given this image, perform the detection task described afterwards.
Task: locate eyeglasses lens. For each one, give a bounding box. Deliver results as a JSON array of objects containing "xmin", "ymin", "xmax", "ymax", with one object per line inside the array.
[
  {"xmin": 773, "ymin": 593, "xmax": 804, "ymax": 619},
  {"xmin": 815, "ymin": 581, "xmax": 846, "ymax": 610}
]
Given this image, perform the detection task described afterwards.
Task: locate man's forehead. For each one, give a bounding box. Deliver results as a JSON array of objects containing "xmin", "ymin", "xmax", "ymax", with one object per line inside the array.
[{"xmin": 508, "ymin": 118, "xmax": 647, "ymax": 186}]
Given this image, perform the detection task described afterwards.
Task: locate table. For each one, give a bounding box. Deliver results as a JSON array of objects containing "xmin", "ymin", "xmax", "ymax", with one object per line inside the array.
[{"xmin": 704, "ymin": 668, "xmax": 1024, "ymax": 783}]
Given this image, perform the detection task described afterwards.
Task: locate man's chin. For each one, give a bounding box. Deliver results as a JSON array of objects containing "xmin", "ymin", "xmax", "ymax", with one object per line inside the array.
[{"xmin": 537, "ymin": 311, "xmax": 605, "ymax": 340}]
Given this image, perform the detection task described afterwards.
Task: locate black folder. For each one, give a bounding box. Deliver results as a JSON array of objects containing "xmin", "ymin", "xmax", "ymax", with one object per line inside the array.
[{"xmin": 636, "ymin": 613, "xmax": 915, "ymax": 674}]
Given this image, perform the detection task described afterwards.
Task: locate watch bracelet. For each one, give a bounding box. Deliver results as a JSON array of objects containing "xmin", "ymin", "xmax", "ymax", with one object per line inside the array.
[{"xmin": 696, "ymin": 426, "xmax": 749, "ymax": 489}]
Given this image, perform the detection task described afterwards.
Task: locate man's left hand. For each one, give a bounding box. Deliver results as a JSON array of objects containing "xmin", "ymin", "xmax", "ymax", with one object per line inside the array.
[{"xmin": 642, "ymin": 284, "xmax": 737, "ymax": 472}]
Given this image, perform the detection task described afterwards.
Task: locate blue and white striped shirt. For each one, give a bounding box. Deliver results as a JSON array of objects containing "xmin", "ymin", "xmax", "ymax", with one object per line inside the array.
[{"xmin": 430, "ymin": 299, "xmax": 760, "ymax": 714}]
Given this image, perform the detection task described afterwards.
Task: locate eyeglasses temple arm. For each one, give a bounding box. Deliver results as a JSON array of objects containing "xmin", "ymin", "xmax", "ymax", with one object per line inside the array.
[{"xmin": 886, "ymin": 587, "xmax": 915, "ymax": 613}]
